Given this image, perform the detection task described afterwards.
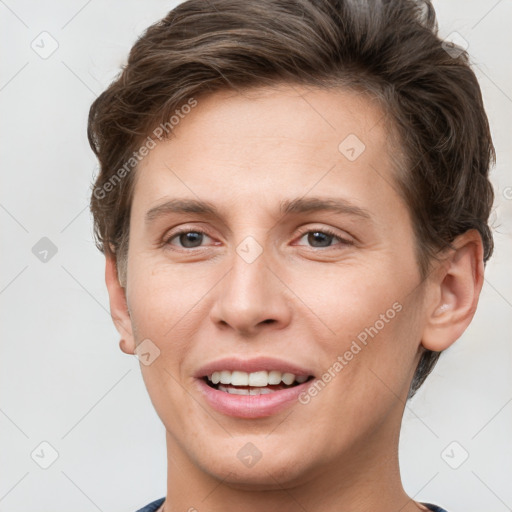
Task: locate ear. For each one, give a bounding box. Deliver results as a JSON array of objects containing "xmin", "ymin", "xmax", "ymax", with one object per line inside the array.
[
  {"xmin": 421, "ymin": 230, "xmax": 485, "ymax": 352},
  {"xmin": 105, "ymin": 256, "xmax": 135, "ymax": 355}
]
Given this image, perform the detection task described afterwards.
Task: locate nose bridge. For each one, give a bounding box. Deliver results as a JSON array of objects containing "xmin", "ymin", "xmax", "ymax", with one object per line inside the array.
[{"xmin": 210, "ymin": 238, "xmax": 291, "ymax": 334}]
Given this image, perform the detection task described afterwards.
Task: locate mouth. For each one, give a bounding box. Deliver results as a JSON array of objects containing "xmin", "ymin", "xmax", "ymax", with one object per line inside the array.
[
  {"xmin": 194, "ymin": 357, "xmax": 317, "ymax": 417},
  {"xmin": 202, "ymin": 370, "xmax": 315, "ymax": 395}
]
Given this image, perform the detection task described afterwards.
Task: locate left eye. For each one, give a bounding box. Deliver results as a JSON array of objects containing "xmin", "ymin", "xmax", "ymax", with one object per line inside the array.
[{"xmin": 295, "ymin": 229, "xmax": 349, "ymax": 248}]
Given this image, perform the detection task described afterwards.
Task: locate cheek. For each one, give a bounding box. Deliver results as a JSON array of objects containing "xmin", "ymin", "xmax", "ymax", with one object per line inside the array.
[
  {"xmin": 127, "ymin": 257, "xmax": 215, "ymax": 340},
  {"xmin": 329, "ymin": 299, "xmax": 422, "ymax": 415},
  {"xmin": 126, "ymin": 263, "xmax": 208, "ymax": 423},
  {"xmin": 124, "ymin": 265, "xmax": 210, "ymax": 418},
  {"xmin": 293, "ymin": 262, "xmax": 422, "ymax": 393},
  {"xmin": 289, "ymin": 263, "xmax": 403, "ymax": 339}
]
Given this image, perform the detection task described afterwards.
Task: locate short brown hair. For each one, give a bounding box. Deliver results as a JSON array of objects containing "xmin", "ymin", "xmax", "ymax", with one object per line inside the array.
[{"xmin": 88, "ymin": 0, "xmax": 495, "ymax": 397}]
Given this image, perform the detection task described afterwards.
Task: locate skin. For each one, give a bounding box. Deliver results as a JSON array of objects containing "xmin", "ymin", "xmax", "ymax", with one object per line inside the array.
[{"xmin": 105, "ymin": 84, "xmax": 484, "ymax": 512}]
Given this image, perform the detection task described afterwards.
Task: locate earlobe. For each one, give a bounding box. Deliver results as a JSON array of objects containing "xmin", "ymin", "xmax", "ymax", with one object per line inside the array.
[
  {"xmin": 105, "ymin": 256, "xmax": 136, "ymax": 355},
  {"xmin": 421, "ymin": 230, "xmax": 484, "ymax": 352},
  {"xmin": 119, "ymin": 338, "xmax": 134, "ymax": 355}
]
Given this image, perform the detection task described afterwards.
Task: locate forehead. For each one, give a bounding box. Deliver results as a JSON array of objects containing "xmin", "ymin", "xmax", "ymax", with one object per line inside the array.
[{"xmin": 132, "ymin": 84, "xmax": 402, "ymax": 218}]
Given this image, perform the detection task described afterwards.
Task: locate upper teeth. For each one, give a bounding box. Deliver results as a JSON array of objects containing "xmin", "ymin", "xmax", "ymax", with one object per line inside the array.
[{"xmin": 208, "ymin": 370, "xmax": 309, "ymax": 387}]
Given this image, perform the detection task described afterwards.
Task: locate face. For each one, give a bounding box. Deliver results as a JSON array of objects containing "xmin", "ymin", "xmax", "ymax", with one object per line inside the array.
[{"xmin": 121, "ymin": 84, "xmax": 428, "ymax": 487}]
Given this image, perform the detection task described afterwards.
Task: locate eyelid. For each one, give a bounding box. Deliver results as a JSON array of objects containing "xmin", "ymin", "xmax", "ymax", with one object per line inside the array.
[
  {"xmin": 293, "ymin": 225, "xmax": 354, "ymax": 246},
  {"xmin": 164, "ymin": 226, "xmax": 216, "ymax": 248}
]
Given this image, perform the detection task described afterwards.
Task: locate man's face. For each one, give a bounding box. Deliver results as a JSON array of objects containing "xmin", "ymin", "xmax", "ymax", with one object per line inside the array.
[{"xmin": 123, "ymin": 85, "xmax": 427, "ymax": 485}]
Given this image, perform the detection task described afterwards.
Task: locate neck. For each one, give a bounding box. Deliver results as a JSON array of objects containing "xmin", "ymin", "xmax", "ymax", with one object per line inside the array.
[{"xmin": 160, "ymin": 419, "xmax": 427, "ymax": 512}]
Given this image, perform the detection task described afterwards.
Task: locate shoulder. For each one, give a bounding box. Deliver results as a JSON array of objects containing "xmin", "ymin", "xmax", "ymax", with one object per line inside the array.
[
  {"xmin": 134, "ymin": 497, "xmax": 165, "ymax": 512},
  {"xmin": 422, "ymin": 503, "xmax": 449, "ymax": 512},
  {"xmin": 133, "ymin": 498, "xmax": 446, "ymax": 512}
]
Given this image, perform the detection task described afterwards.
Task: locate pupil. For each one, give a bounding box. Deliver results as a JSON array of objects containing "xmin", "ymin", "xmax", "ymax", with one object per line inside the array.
[
  {"xmin": 180, "ymin": 232, "xmax": 203, "ymax": 248},
  {"xmin": 308, "ymin": 231, "xmax": 332, "ymax": 247}
]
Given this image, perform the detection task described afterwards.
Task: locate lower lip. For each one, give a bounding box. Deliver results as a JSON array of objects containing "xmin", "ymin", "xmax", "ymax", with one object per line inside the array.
[{"xmin": 195, "ymin": 378, "xmax": 313, "ymax": 418}]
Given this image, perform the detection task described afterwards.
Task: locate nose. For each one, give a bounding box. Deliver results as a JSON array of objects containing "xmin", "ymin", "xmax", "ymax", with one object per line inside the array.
[{"xmin": 209, "ymin": 245, "xmax": 292, "ymax": 336}]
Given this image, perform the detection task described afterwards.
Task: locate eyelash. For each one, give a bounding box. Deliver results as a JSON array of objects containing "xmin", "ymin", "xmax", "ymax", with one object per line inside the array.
[
  {"xmin": 295, "ymin": 227, "xmax": 353, "ymax": 248},
  {"xmin": 164, "ymin": 227, "xmax": 353, "ymax": 250}
]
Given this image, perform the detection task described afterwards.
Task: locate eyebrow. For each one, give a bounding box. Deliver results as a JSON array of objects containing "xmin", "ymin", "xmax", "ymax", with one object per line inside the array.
[
  {"xmin": 145, "ymin": 196, "xmax": 372, "ymax": 224},
  {"xmin": 280, "ymin": 197, "xmax": 371, "ymax": 220}
]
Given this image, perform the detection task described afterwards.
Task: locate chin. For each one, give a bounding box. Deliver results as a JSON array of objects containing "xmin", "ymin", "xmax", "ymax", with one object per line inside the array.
[{"xmin": 195, "ymin": 442, "xmax": 317, "ymax": 490}]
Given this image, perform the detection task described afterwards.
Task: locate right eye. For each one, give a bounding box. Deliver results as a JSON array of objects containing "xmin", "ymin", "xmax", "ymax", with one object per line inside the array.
[{"xmin": 165, "ymin": 229, "xmax": 214, "ymax": 249}]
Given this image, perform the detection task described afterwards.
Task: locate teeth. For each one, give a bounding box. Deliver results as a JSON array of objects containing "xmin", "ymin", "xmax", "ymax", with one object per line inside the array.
[
  {"xmin": 219, "ymin": 370, "xmax": 231, "ymax": 384},
  {"xmin": 268, "ymin": 370, "xmax": 282, "ymax": 385},
  {"xmin": 218, "ymin": 384, "xmax": 275, "ymax": 395},
  {"xmin": 231, "ymin": 370, "xmax": 249, "ymax": 386},
  {"xmin": 248, "ymin": 371, "xmax": 268, "ymax": 387},
  {"xmin": 281, "ymin": 372, "xmax": 295, "ymax": 385},
  {"xmin": 207, "ymin": 370, "xmax": 309, "ymax": 387}
]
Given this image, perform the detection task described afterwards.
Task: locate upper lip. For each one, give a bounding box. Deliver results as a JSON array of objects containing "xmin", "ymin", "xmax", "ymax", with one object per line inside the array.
[{"xmin": 194, "ymin": 356, "xmax": 315, "ymax": 379}]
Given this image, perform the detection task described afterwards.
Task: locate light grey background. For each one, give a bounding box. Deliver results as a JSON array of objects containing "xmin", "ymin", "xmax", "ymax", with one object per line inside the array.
[{"xmin": 0, "ymin": 1, "xmax": 511, "ymax": 511}]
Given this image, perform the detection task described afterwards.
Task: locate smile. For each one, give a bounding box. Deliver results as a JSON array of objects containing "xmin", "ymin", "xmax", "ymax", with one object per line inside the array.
[
  {"xmin": 205, "ymin": 370, "xmax": 311, "ymax": 395},
  {"xmin": 196, "ymin": 375, "xmax": 316, "ymax": 419},
  {"xmin": 194, "ymin": 357, "xmax": 316, "ymax": 417}
]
